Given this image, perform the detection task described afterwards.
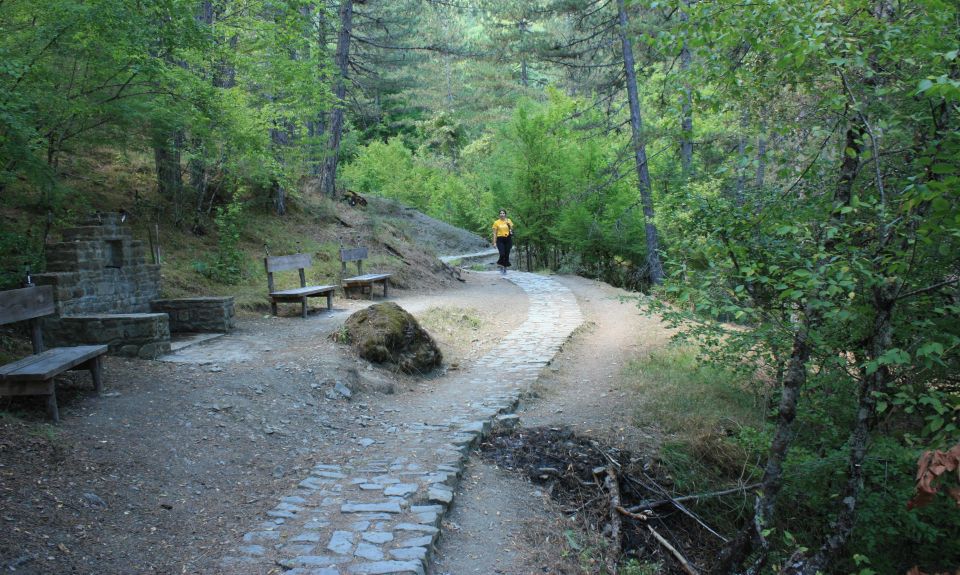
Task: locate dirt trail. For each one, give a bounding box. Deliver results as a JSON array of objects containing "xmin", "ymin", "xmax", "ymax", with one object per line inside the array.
[
  {"xmin": 0, "ymin": 269, "xmax": 670, "ymax": 574},
  {"xmin": 432, "ymin": 275, "xmax": 672, "ymax": 574}
]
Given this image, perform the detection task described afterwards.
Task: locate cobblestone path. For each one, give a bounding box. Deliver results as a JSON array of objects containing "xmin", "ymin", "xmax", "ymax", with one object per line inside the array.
[{"xmin": 219, "ymin": 271, "xmax": 582, "ymax": 575}]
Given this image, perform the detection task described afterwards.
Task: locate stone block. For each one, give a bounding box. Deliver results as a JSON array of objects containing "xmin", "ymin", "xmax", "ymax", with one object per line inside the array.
[
  {"xmin": 150, "ymin": 297, "xmax": 235, "ymax": 333},
  {"xmin": 42, "ymin": 313, "xmax": 171, "ymax": 358}
]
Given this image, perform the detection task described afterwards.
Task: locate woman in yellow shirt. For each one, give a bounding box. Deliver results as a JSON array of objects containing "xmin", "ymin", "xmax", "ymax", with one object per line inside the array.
[{"xmin": 491, "ymin": 209, "xmax": 514, "ymax": 275}]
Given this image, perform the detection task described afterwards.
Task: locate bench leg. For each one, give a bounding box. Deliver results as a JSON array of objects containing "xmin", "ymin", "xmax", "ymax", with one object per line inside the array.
[
  {"xmin": 383, "ymin": 280, "xmax": 389, "ymax": 298},
  {"xmin": 89, "ymin": 355, "xmax": 103, "ymax": 395},
  {"xmin": 270, "ymin": 300, "xmax": 278, "ymax": 316},
  {"xmin": 46, "ymin": 389, "xmax": 60, "ymax": 423},
  {"xmin": 326, "ymin": 292, "xmax": 333, "ymax": 310},
  {"xmin": 301, "ymin": 297, "xmax": 308, "ymax": 318}
]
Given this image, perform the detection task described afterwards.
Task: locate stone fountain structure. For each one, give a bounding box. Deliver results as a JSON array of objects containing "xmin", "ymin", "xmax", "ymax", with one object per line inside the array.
[{"xmin": 33, "ymin": 212, "xmax": 234, "ymax": 358}]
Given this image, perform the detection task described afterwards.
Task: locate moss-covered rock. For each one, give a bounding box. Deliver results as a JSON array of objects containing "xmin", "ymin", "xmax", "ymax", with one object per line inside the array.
[{"xmin": 342, "ymin": 302, "xmax": 442, "ymax": 374}]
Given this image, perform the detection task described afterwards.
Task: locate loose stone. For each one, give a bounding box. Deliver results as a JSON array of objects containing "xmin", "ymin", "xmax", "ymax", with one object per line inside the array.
[
  {"xmin": 383, "ymin": 483, "xmax": 417, "ymax": 497},
  {"xmin": 392, "ymin": 523, "xmax": 438, "ymax": 534},
  {"xmin": 316, "ymin": 471, "xmax": 348, "ymax": 480},
  {"xmin": 396, "ymin": 535, "xmax": 433, "ymax": 548},
  {"xmin": 348, "ymin": 561, "xmax": 425, "ymax": 575},
  {"xmin": 361, "ymin": 532, "xmax": 393, "ymax": 544},
  {"xmin": 237, "ymin": 545, "xmax": 265, "ymax": 556},
  {"xmin": 283, "ymin": 544, "xmax": 319, "ymax": 556},
  {"xmin": 243, "ymin": 531, "xmax": 280, "ymax": 543},
  {"xmin": 388, "ymin": 547, "xmax": 427, "ymax": 561},
  {"xmin": 327, "ymin": 531, "xmax": 355, "ymax": 555},
  {"xmin": 284, "ymin": 555, "xmax": 351, "ymax": 568},
  {"xmin": 354, "ymin": 542, "xmax": 385, "ymax": 561},
  {"xmin": 292, "ymin": 532, "xmax": 323, "ymax": 543},
  {"xmin": 427, "ymin": 486, "xmax": 453, "ymax": 504},
  {"xmin": 341, "ymin": 502, "xmax": 402, "ymax": 514}
]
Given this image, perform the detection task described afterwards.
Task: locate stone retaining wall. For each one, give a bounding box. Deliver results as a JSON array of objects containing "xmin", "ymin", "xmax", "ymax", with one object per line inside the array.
[
  {"xmin": 43, "ymin": 313, "xmax": 171, "ymax": 359},
  {"xmin": 151, "ymin": 297, "xmax": 236, "ymax": 333}
]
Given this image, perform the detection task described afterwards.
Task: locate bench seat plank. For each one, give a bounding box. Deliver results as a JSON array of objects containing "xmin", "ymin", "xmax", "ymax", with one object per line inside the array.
[
  {"xmin": 0, "ymin": 345, "xmax": 108, "ymax": 382},
  {"xmin": 342, "ymin": 273, "xmax": 391, "ymax": 283},
  {"xmin": 270, "ymin": 285, "xmax": 337, "ymax": 298}
]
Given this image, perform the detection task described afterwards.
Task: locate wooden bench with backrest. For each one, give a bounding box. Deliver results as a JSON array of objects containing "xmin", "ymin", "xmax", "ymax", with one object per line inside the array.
[
  {"xmin": 264, "ymin": 252, "xmax": 336, "ymax": 318},
  {"xmin": 0, "ymin": 284, "xmax": 108, "ymax": 422},
  {"xmin": 340, "ymin": 247, "xmax": 392, "ymax": 299}
]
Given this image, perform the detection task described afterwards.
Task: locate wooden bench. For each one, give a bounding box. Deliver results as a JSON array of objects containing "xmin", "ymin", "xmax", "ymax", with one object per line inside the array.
[
  {"xmin": 264, "ymin": 253, "xmax": 336, "ymax": 318},
  {"xmin": 0, "ymin": 285, "xmax": 108, "ymax": 422},
  {"xmin": 340, "ymin": 247, "xmax": 392, "ymax": 299}
]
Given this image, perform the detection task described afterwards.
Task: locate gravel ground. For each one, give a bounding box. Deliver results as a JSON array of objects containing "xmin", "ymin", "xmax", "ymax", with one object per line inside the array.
[{"xmin": 0, "ymin": 203, "xmax": 673, "ymax": 574}]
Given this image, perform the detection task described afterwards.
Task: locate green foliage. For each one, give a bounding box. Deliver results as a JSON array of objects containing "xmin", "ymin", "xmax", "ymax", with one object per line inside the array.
[
  {"xmin": 0, "ymin": 0, "xmax": 333, "ymax": 216},
  {"xmin": 341, "ymin": 136, "xmax": 493, "ymax": 234},
  {"xmin": 640, "ymin": 1, "xmax": 960, "ymax": 570},
  {"xmin": 0, "ymin": 226, "xmax": 42, "ymax": 290},
  {"xmin": 195, "ymin": 199, "xmax": 246, "ymax": 285},
  {"xmin": 621, "ymin": 559, "xmax": 662, "ymax": 575}
]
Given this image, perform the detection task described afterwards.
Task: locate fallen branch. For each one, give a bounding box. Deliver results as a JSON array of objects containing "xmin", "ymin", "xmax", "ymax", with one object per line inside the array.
[
  {"xmin": 616, "ymin": 505, "xmax": 652, "ymax": 521},
  {"xmin": 626, "ymin": 482, "xmax": 762, "ymax": 513},
  {"xmin": 627, "ymin": 471, "xmax": 728, "ymax": 542},
  {"xmin": 648, "ymin": 525, "xmax": 699, "ymax": 575},
  {"xmin": 605, "ymin": 468, "xmax": 623, "ymax": 574},
  {"xmin": 383, "ymin": 242, "xmax": 411, "ymax": 265}
]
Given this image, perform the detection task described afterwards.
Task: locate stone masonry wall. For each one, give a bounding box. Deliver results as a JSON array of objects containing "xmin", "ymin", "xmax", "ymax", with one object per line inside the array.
[
  {"xmin": 32, "ymin": 213, "xmax": 169, "ymax": 358},
  {"xmin": 150, "ymin": 297, "xmax": 236, "ymax": 333},
  {"xmin": 43, "ymin": 313, "xmax": 171, "ymax": 359},
  {"xmin": 34, "ymin": 213, "xmax": 160, "ymax": 316}
]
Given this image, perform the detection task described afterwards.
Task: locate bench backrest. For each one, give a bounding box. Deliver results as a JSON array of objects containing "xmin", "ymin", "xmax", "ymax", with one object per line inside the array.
[
  {"xmin": 0, "ymin": 285, "xmax": 54, "ymax": 353},
  {"xmin": 265, "ymin": 253, "xmax": 312, "ymax": 273},
  {"xmin": 340, "ymin": 247, "xmax": 368, "ymax": 276},
  {"xmin": 264, "ymin": 253, "xmax": 312, "ymax": 292}
]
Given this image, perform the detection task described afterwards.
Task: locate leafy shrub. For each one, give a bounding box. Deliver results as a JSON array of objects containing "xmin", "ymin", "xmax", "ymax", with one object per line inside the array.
[{"xmin": 195, "ymin": 200, "xmax": 246, "ymax": 285}]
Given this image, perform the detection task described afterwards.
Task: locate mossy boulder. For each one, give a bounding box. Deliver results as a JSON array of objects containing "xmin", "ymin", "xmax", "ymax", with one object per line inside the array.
[{"xmin": 343, "ymin": 302, "xmax": 442, "ymax": 374}]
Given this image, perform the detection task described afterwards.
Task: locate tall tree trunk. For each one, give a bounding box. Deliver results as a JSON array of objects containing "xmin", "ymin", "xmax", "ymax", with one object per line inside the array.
[
  {"xmin": 319, "ymin": 0, "xmax": 354, "ymax": 197},
  {"xmin": 786, "ymin": 286, "xmax": 895, "ymax": 575},
  {"xmin": 616, "ymin": 0, "xmax": 665, "ymax": 285},
  {"xmin": 734, "ymin": 108, "xmax": 748, "ymax": 206},
  {"xmin": 713, "ymin": 316, "xmax": 812, "ymax": 574},
  {"xmin": 270, "ymin": 124, "xmax": 292, "ymax": 216},
  {"xmin": 188, "ymin": 1, "xmax": 216, "ymax": 233},
  {"xmin": 306, "ymin": 2, "xmax": 328, "ymax": 177},
  {"xmin": 715, "ymin": 125, "xmax": 864, "ymax": 575},
  {"xmin": 518, "ymin": 18, "xmax": 530, "ymax": 87},
  {"xmin": 755, "ymin": 107, "xmax": 768, "ymax": 189},
  {"xmin": 154, "ymin": 130, "xmax": 184, "ymax": 201},
  {"xmin": 679, "ymin": 1, "xmax": 693, "ymax": 178}
]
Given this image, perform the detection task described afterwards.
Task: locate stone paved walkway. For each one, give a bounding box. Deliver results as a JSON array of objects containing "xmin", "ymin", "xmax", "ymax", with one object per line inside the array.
[
  {"xmin": 219, "ymin": 271, "xmax": 582, "ymax": 575},
  {"xmin": 437, "ymin": 248, "xmax": 498, "ymax": 264}
]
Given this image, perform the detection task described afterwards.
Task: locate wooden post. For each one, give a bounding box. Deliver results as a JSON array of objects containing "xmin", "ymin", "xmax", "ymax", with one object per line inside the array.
[
  {"xmin": 46, "ymin": 389, "xmax": 59, "ymax": 423},
  {"xmin": 89, "ymin": 356, "xmax": 103, "ymax": 395}
]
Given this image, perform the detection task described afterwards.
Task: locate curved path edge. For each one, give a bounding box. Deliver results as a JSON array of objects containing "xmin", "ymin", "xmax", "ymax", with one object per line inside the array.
[{"xmin": 218, "ymin": 271, "xmax": 582, "ymax": 575}]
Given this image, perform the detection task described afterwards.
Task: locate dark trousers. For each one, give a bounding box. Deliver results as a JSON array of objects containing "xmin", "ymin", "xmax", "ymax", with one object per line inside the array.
[{"xmin": 496, "ymin": 236, "xmax": 513, "ymax": 267}]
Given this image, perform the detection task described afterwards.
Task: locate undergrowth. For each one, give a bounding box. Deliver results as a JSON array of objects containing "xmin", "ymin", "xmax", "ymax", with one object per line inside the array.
[
  {"xmin": 624, "ymin": 345, "xmax": 765, "ymax": 440},
  {"xmin": 623, "ymin": 344, "xmax": 960, "ymax": 573}
]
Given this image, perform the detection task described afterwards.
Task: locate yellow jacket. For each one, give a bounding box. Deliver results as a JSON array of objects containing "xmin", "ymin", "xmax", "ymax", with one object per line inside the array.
[{"xmin": 492, "ymin": 218, "xmax": 514, "ymax": 238}]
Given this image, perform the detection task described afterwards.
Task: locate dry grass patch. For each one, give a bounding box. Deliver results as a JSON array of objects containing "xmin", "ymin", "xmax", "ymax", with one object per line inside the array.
[{"xmin": 623, "ymin": 345, "xmax": 765, "ymax": 441}]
